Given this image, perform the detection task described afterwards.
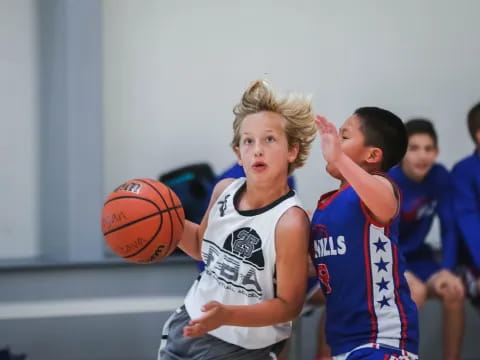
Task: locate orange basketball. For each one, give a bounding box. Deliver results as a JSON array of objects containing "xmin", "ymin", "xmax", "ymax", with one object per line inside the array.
[{"xmin": 101, "ymin": 178, "xmax": 185, "ymax": 263}]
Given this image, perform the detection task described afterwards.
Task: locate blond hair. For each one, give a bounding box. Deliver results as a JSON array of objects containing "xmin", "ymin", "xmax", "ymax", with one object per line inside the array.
[{"xmin": 231, "ymin": 80, "xmax": 316, "ymax": 174}]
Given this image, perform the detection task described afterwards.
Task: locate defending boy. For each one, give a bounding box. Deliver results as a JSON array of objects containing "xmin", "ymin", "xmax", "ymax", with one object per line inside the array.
[{"xmin": 311, "ymin": 109, "xmax": 419, "ymax": 359}]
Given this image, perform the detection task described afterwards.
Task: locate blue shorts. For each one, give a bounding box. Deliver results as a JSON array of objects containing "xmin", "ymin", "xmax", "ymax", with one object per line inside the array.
[
  {"xmin": 406, "ymin": 257, "xmax": 440, "ymax": 282},
  {"xmin": 404, "ymin": 246, "xmax": 440, "ymax": 282},
  {"xmin": 334, "ymin": 345, "xmax": 418, "ymax": 360}
]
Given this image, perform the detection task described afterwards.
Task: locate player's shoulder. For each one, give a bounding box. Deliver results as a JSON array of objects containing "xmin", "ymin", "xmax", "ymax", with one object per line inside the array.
[
  {"xmin": 452, "ymin": 153, "xmax": 477, "ymax": 174},
  {"xmin": 210, "ymin": 178, "xmax": 237, "ymax": 202},
  {"xmin": 372, "ymin": 172, "xmax": 398, "ymax": 192},
  {"xmin": 431, "ymin": 162, "xmax": 449, "ymax": 175},
  {"xmin": 426, "ymin": 163, "xmax": 452, "ymax": 190},
  {"xmin": 277, "ymin": 205, "xmax": 310, "ymax": 232}
]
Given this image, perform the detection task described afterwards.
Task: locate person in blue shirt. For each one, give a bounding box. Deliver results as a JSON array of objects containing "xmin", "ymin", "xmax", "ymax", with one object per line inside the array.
[
  {"xmin": 388, "ymin": 119, "xmax": 464, "ymax": 360},
  {"xmin": 452, "ymin": 102, "xmax": 480, "ymax": 311},
  {"xmin": 311, "ymin": 108, "xmax": 419, "ymax": 360}
]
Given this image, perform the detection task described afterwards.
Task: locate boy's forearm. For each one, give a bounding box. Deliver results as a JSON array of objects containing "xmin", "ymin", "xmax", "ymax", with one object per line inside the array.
[
  {"xmin": 439, "ymin": 221, "xmax": 457, "ymax": 270},
  {"xmin": 224, "ymin": 298, "xmax": 302, "ymax": 327},
  {"xmin": 177, "ymin": 220, "xmax": 202, "ymax": 260}
]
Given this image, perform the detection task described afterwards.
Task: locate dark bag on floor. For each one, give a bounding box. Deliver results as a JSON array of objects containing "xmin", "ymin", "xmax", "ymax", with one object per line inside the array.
[{"xmin": 159, "ymin": 163, "xmax": 216, "ymax": 224}]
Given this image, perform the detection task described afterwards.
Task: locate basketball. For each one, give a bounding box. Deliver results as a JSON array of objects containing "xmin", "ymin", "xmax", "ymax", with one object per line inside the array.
[{"xmin": 101, "ymin": 178, "xmax": 185, "ymax": 263}]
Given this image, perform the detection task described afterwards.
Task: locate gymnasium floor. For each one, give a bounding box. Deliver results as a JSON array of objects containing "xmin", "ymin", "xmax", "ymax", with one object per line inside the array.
[{"xmin": 1, "ymin": 258, "xmax": 479, "ymax": 360}]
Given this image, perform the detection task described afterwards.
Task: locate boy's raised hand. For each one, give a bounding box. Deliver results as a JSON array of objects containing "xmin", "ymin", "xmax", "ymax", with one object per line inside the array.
[{"xmin": 315, "ymin": 115, "xmax": 342, "ymax": 164}]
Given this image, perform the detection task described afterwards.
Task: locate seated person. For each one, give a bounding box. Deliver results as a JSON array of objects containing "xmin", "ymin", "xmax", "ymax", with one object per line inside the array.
[
  {"xmin": 389, "ymin": 119, "xmax": 464, "ymax": 360},
  {"xmin": 452, "ymin": 102, "xmax": 480, "ymax": 312}
]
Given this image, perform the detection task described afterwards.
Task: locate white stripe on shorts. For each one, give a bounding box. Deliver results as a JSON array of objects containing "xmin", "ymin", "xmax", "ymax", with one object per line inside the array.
[{"xmin": 157, "ymin": 306, "xmax": 183, "ymax": 360}]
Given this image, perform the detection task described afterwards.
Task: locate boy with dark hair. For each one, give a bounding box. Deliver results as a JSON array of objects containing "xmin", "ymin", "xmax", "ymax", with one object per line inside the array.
[
  {"xmin": 452, "ymin": 101, "xmax": 480, "ymax": 311},
  {"xmin": 388, "ymin": 118, "xmax": 464, "ymax": 360},
  {"xmin": 311, "ymin": 108, "xmax": 419, "ymax": 359}
]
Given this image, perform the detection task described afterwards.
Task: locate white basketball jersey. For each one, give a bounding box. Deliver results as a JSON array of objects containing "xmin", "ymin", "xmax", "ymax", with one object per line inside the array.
[{"xmin": 184, "ymin": 178, "xmax": 305, "ymax": 349}]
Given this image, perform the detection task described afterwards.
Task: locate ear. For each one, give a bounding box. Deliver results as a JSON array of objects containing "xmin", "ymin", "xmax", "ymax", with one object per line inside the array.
[
  {"xmin": 234, "ymin": 146, "xmax": 243, "ymax": 166},
  {"xmin": 288, "ymin": 143, "xmax": 300, "ymax": 164},
  {"xmin": 366, "ymin": 147, "xmax": 383, "ymax": 166}
]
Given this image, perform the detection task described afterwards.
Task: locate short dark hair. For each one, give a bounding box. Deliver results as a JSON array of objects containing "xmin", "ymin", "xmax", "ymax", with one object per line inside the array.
[
  {"xmin": 354, "ymin": 107, "xmax": 407, "ymax": 172},
  {"xmin": 467, "ymin": 102, "xmax": 480, "ymax": 144},
  {"xmin": 405, "ymin": 118, "xmax": 438, "ymax": 146}
]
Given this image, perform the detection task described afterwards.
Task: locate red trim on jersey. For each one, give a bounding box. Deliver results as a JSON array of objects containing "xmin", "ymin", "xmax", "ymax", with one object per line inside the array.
[
  {"xmin": 375, "ymin": 171, "xmax": 402, "ymax": 218},
  {"xmin": 363, "ymin": 221, "xmax": 378, "ymax": 343},
  {"xmin": 388, "ymin": 179, "xmax": 402, "ymax": 220},
  {"xmin": 392, "ymin": 243, "xmax": 408, "ymax": 349},
  {"xmin": 317, "ymin": 184, "xmax": 351, "ymax": 210},
  {"xmin": 358, "ymin": 172, "xmax": 401, "ymax": 226},
  {"xmin": 385, "ymin": 225, "xmax": 391, "ymax": 237},
  {"xmin": 360, "ymin": 201, "xmax": 391, "ymax": 227}
]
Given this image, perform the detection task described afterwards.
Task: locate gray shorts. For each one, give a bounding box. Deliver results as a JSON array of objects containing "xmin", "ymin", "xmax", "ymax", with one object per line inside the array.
[{"xmin": 157, "ymin": 305, "xmax": 285, "ymax": 360}]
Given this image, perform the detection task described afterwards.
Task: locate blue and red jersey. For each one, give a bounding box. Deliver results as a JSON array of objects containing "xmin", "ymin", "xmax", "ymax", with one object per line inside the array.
[
  {"xmin": 310, "ymin": 184, "xmax": 419, "ymax": 356},
  {"xmin": 451, "ymin": 151, "xmax": 480, "ymax": 270},
  {"xmin": 388, "ymin": 164, "xmax": 457, "ymax": 270}
]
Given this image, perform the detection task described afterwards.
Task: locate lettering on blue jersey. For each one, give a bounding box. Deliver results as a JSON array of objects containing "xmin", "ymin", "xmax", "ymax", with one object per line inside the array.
[
  {"xmin": 401, "ymin": 197, "xmax": 437, "ymax": 222},
  {"xmin": 311, "ymin": 223, "xmax": 347, "ymax": 258},
  {"xmin": 317, "ymin": 263, "xmax": 332, "ymax": 294},
  {"xmin": 313, "ymin": 236, "xmax": 347, "ymax": 257}
]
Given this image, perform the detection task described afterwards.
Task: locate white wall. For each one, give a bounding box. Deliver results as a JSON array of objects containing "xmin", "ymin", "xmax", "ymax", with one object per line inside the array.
[
  {"xmin": 103, "ymin": 0, "xmax": 480, "ymax": 211},
  {"xmin": 0, "ymin": 0, "xmax": 38, "ymax": 258},
  {"xmin": 2, "ymin": 1, "xmax": 478, "ymax": 259}
]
